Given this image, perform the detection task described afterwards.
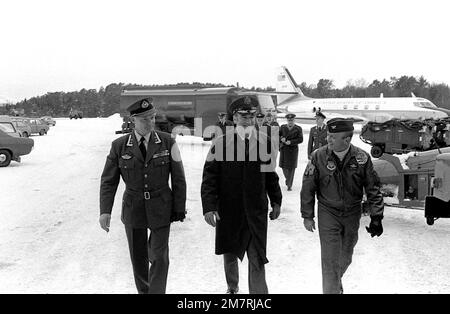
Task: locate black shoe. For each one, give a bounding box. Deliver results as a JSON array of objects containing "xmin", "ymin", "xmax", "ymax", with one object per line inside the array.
[{"xmin": 226, "ymin": 288, "xmax": 238, "ymax": 294}]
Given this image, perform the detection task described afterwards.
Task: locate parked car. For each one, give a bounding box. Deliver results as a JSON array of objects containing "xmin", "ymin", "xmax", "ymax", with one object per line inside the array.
[
  {"xmin": 69, "ymin": 109, "xmax": 83, "ymax": 119},
  {"xmin": 20, "ymin": 118, "xmax": 49, "ymax": 136},
  {"xmin": 41, "ymin": 116, "xmax": 56, "ymax": 126},
  {"xmin": 0, "ymin": 129, "xmax": 34, "ymax": 167},
  {"xmin": 0, "ymin": 115, "xmax": 21, "ymax": 138},
  {"xmin": 10, "ymin": 119, "xmax": 32, "ymax": 137}
]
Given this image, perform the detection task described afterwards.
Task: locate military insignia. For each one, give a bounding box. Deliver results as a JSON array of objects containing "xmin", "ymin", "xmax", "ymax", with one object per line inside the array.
[
  {"xmin": 331, "ymin": 125, "xmax": 337, "ymax": 130},
  {"xmin": 126, "ymin": 135, "xmax": 133, "ymax": 147},
  {"xmin": 304, "ymin": 162, "xmax": 316, "ymax": 177},
  {"xmin": 154, "ymin": 132, "xmax": 162, "ymax": 144},
  {"xmin": 244, "ymin": 96, "xmax": 251, "ymax": 105},
  {"xmin": 327, "ymin": 160, "xmax": 336, "ymax": 171},
  {"xmin": 153, "ymin": 150, "xmax": 170, "ymax": 158},
  {"xmin": 121, "ymin": 154, "xmax": 133, "ymax": 160},
  {"xmin": 349, "ymin": 163, "xmax": 358, "ymax": 170},
  {"xmin": 141, "ymin": 100, "xmax": 149, "ymax": 109},
  {"xmin": 356, "ymin": 152, "xmax": 368, "ymax": 165}
]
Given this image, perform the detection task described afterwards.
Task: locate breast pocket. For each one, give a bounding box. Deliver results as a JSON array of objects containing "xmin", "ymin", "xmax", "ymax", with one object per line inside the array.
[
  {"xmin": 152, "ymin": 156, "xmax": 171, "ymax": 178},
  {"xmin": 118, "ymin": 159, "xmax": 136, "ymax": 182},
  {"xmin": 153, "ymin": 156, "xmax": 170, "ymax": 167}
]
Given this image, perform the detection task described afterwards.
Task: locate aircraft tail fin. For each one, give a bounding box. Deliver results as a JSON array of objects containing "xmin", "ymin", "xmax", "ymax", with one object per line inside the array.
[{"xmin": 276, "ymin": 66, "xmax": 304, "ymax": 104}]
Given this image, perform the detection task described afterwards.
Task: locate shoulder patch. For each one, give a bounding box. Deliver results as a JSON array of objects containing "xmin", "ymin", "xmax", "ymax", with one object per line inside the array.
[
  {"xmin": 356, "ymin": 151, "xmax": 368, "ymax": 165},
  {"xmin": 304, "ymin": 162, "xmax": 316, "ymax": 177}
]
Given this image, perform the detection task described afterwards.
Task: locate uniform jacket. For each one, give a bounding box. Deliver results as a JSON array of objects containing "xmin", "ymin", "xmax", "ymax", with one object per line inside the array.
[
  {"xmin": 201, "ymin": 132, "xmax": 282, "ymax": 265},
  {"xmin": 212, "ymin": 120, "xmax": 234, "ymax": 139},
  {"xmin": 279, "ymin": 124, "xmax": 303, "ymax": 169},
  {"xmin": 301, "ymin": 144, "xmax": 384, "ymax": 219},
  {"xmin": 100, "ymin": 131, "xmax": 187, "ymax": 229},
  {"xmin": 307, "ymin": 125, "xmax": 327, "ymax": 157}
]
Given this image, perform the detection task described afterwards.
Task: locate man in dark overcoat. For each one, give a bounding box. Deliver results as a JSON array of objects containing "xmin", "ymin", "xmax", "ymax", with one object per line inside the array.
[
  {"xmin": 201, "ymin": 96, "xmax": 282, "ymax": 294},
  {"xmin": 99, "ymin": 98, "xmax": 187, "ymax": 294},
  {"xmin": 307, "ymin": 111, "xmax": 327, "ymax": 158},
  {"xmin": 279, "ymin": 113, "xmax": 303, "ymax": 191}
]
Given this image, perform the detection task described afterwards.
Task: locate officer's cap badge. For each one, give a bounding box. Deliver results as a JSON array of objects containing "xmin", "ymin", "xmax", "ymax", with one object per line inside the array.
[
  {"xmin": 244, "ymin": 96, "xmax": 251, "ymax": 105},
  {"xmin": 141, "ymin": 100, "xmax": 150, "ymax": 109}
]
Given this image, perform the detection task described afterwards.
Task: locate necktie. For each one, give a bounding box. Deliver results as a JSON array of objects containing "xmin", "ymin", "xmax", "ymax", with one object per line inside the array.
[
  {"xmin": 245, "ymin": 134, "xmax": 250, "ymax": 161},
  {"xmin": 139, "ymin": 137, "xmax": 146, "ymax": 159}
]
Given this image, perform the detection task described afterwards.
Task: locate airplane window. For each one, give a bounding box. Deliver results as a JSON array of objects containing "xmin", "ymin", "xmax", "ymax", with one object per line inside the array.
[
  {"xmin": 414, "ymin": 101, "xmax": 438, "ymax": 109},
  {"xmin": 343, "ymin": 105, "xmax": 348, "ymax": 110},
  {"xmin": 421, "ymin": 101, "xmax": 437, "ymax": 108}
]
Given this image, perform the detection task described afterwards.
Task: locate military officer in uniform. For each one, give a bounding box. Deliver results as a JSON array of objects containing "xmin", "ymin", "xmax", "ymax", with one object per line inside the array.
[
  {"xmin": 256, "ymin": 113, "xmax": 266, "ymax": 129},
  {"xmin": 201, "ymin": 96, "xmax": 282, "ymax": 294},
  {"xmin": 212, "ymin": 112, "xmax": 234, "ymax": 139},
  {"xmin": 279, "ymin": 113, "xmax": 303, "ymax": 191},
  {"xmin": 300, "ymin": 118, "xmax": 384, "ymax": 294},
  {"xmin": 99, "ymin": 98, "xmax": 187, "ymax": 294},
  {"xmin": 307, "ymin": 111, "xmax": 327, "ymax": 159},
  {"xmin": 263, "ymin": 112, "xmax": 279, "ymax": 127}
]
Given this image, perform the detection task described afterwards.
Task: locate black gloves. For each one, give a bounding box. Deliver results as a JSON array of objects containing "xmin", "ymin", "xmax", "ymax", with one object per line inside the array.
[
  {"xmin": 269, "ymin": 203, "xmax": 281, "ymax": 220},
  {"xmin": 170, "ymin": 211, "xmax": 186, "ymax": 222},
  {"xmin": 366, "ymin": 216, "xmax": 383, "ymax": 237}
]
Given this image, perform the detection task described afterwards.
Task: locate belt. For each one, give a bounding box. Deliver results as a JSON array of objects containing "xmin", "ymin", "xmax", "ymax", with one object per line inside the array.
[{"xmin": 125, "ymin": 186, "xmax": 170, "ymax": 200}]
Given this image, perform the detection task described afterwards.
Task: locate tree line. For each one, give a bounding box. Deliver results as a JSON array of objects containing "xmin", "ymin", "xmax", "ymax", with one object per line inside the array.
[{"xmin": 2, "ymin": 75, "xmax": 449, "ymax": 117}]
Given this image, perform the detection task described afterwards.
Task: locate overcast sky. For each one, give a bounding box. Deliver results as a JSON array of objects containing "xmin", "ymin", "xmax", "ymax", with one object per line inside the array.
[{"xmin": 1, "ymin": 0, "xmax": 449, "ymax": 101}]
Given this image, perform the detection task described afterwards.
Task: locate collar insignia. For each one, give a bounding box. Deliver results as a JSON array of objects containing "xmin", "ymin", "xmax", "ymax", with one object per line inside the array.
[
  {"xmin": 126, "ymin": 135, "xmax": 133, "ymax": 147},
  {"xmin": 154, "ymin": 131, "xmax": 162, "ymax": 144}
]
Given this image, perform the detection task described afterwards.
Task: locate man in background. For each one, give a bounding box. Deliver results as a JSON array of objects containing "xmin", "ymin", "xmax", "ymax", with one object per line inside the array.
[
  {"xmin": 279, "ymin": 113, "xmax": 303, "ymax": 191},
  {"xmin": 307, "ymin": 111, "xmax": 327, "ymax": 159}
]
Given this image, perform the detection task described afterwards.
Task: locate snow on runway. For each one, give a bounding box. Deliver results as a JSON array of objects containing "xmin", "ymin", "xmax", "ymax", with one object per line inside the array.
[{"xmin": 0, "ymin": 115, "xmax": 449, "ymax": 294}]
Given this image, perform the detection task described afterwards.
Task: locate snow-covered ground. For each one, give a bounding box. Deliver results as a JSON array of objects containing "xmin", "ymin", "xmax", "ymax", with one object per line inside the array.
[{"xmin": 0, "ymin": 115, "xmax": 449, "ymax": 294}]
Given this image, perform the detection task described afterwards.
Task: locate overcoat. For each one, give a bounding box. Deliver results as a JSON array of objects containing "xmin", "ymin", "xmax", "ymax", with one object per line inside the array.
[
  {"xmin": 201, "ymin": 131, "xmax": 282, "ymax": 265},
  {"xmin": 279, "ymin": 124, "xmax": 303, "ymax": 169}
]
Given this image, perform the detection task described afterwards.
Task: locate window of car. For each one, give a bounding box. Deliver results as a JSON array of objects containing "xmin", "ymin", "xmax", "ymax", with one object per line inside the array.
[{"xmin": 0, "ymin": 122, "xmax": 16, "ymax": 133}]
